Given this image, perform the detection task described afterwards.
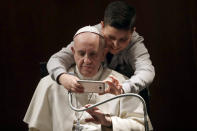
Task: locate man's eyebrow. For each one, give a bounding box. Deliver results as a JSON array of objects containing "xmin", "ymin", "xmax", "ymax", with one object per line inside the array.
[
  {"xmin": 89, "ymin": 51, "xmax": 97, "ymax": 54},
  {"xmin": 77, "ymin": 50, "xmax": 84, "ymax": 52},
  {"xmin": 77, "ymin": 50, "xmax": 85, "ymax": 54}
]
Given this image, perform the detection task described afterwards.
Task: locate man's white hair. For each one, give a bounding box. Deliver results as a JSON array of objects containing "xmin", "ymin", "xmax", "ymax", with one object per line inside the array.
[{"xmin": 73, "ymin": 26, "xmax": 105, "ymax": 48}]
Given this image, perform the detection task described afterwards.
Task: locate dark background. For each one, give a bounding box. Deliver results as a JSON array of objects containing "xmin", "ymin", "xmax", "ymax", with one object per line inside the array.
[{"xmin": 1, "ymin": 0, "xmax": 196, "ymax": 130}]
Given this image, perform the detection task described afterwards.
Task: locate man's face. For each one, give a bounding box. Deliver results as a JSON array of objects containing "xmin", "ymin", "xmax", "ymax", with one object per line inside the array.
[
  {"xmin": 102, "ymin": 24, "xmax": 132, "ymax": 54},
  {"xmin": 72, "ymin": 32, "xmax": 105, "ymax": 77}
]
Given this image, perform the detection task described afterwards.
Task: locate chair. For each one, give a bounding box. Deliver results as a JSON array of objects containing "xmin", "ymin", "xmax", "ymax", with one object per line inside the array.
[
  {"xmin": 40, "ymin": 62, "xmax": 49, "ymax": 77},
  {"xmin": 139, "ymin": 88, "xmax": 150, "ymax": 115}
]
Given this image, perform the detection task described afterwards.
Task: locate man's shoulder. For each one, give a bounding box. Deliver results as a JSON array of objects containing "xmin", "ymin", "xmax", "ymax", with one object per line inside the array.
[
  {"xmin": 101, "ymin": 68, "xmax": 129, "ymax": 83},
  {"xmin": 35, "ymin": 75, "xmax": 59, "ymax": 93},
  {"xmin": 39, "ymin": 75, "xmax": 57, "ymax": 86}
]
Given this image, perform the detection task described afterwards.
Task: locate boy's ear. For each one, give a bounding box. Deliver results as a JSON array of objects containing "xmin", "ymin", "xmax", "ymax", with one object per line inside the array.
[
  {"xmin": 131, "ymin": 27, "xmax": 136, "ymax": 33},
  {"xmin": 100, "ymin": 21, "xmax": 104, "ymax": 28}
]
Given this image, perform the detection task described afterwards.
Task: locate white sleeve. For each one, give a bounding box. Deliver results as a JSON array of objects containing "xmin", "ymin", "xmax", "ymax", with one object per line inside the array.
[
  {"xmin": 122, "ymin": 31, "xmax": 155, "ymax": 93},
  {"xmin": 111, "ymin": 116, "xmax": 144, "ymax": 131},
  {"xmin": 112, "ymin": 96, "xmax": 146, "ymax": 131},
  {"xmin": 46, "ymin": 42, "xmax": 75, "ymax": 81}
]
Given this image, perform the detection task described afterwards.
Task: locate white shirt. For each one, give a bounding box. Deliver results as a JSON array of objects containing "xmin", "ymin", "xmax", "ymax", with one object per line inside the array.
[{"xmin": 24, "ymin": 66, "xmax": 153, "ymax": 131}]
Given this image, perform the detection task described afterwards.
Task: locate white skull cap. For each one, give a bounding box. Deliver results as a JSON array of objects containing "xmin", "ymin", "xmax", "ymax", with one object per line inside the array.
[{"xmin": 74, "ymin": 26, "xmax": 103, "ymax": 38}]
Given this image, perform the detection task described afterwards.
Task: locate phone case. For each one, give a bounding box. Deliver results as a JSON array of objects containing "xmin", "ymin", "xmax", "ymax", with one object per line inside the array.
[{"xmin": 77, "ymin": 80, "xmax": 105, "ymax": 93}]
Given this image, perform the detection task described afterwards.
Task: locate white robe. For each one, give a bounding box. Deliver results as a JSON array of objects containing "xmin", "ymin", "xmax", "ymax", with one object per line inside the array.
[{"xmin": 24, "ymin": 66, "xmax": 152, "ymax": 131}]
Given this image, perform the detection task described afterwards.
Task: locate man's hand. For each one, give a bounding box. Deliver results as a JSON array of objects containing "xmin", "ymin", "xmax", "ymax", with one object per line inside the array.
[
  {"xmin": 59, "ymin": 73, "xmax": 84, "ymax": 93},
  {"xmin": 85, "ymin": 104, "xmax": 112, "ymax": 127},
  {"xmin": 100, "ymin": 75, "xmax": 124, "ymax": 95}
]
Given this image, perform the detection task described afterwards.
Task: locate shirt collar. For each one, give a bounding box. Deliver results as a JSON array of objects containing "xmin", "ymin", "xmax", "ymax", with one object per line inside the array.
[{"xmin": 75, "ymin": 65, "xmax": 103, "ymax": 81}]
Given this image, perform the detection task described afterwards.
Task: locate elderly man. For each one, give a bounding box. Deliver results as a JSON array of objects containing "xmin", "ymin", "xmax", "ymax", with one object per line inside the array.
[{"xmin": 24, "ymin": 26, "xmax": 152, "ymax": 131}]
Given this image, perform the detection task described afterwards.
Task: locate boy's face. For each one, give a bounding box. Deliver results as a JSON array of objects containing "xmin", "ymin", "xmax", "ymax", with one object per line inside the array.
[{"xmin": 101, "ymin": 24, "xmax": 132, "ymax": 54}]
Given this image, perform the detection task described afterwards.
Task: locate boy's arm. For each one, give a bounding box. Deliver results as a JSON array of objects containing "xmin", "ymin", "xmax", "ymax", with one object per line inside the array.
[
  {"xmin": 47, "ymin": 42, "xmax": 75, "ymax": 82},
  {"xmin": 123, "ymin": 31, "xmax": 155, "ymax": 93}
]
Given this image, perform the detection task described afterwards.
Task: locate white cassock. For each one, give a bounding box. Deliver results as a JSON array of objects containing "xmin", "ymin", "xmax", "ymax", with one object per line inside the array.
[{"xmin": 24, "ymin": 66, "xmax": 153, "ymax": 131}]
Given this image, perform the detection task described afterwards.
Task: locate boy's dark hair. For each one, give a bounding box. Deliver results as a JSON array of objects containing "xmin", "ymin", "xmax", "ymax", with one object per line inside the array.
[{"xmin": 104, "ymin": 1, "xmax": 136, "ymax": 30}]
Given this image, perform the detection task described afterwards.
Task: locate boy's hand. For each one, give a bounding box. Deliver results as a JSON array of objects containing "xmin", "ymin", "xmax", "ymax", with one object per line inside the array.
[
  {"xmin": 59, "ymin": 73, "xmax": 84, "ymax": 93},
  {"xmin": 100, "ymin": 75, "xmax": 124, "ymax": 95}
]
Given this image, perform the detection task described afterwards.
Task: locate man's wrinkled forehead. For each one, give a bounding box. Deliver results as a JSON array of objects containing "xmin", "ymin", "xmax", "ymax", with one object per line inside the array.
[{"xmin": 73, "ymin": 32, "xmax": 100, "ymax": 50}]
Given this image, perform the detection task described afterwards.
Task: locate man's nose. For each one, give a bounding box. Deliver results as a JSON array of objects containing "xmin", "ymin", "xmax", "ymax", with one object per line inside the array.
[{"xmin": 84, "ymin": 55, "xmax": 92, "ymax": 64}]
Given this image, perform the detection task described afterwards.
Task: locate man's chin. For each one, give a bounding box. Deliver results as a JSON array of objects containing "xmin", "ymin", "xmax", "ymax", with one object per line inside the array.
[{"xmin": 81, "ymin": 70, "xmax": 95, "ymax": 77}]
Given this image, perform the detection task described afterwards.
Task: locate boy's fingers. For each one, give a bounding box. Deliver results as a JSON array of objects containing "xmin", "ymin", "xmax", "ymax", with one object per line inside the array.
[
  {"xmin": 110, "ymin": 76, "xmax": 119, "ymax": 85},
  {"xmin": 105, "ymin": 81, "xmax": 114, "ymax": 87}
]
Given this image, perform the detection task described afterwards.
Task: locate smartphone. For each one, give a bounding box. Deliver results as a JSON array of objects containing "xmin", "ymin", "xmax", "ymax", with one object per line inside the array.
[{"xmin": 77, "ymin": 80, "xmax": 105, "ymax": 93}]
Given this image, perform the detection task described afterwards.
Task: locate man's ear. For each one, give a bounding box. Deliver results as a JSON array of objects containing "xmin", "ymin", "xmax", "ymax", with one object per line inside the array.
[
  {"xmin": 71, "ymin": 46, "xmax": 75, "ymax": 54},
  {"xmin": 100, "ymin": 21, "xmax": 105, "ymax": 35}
]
